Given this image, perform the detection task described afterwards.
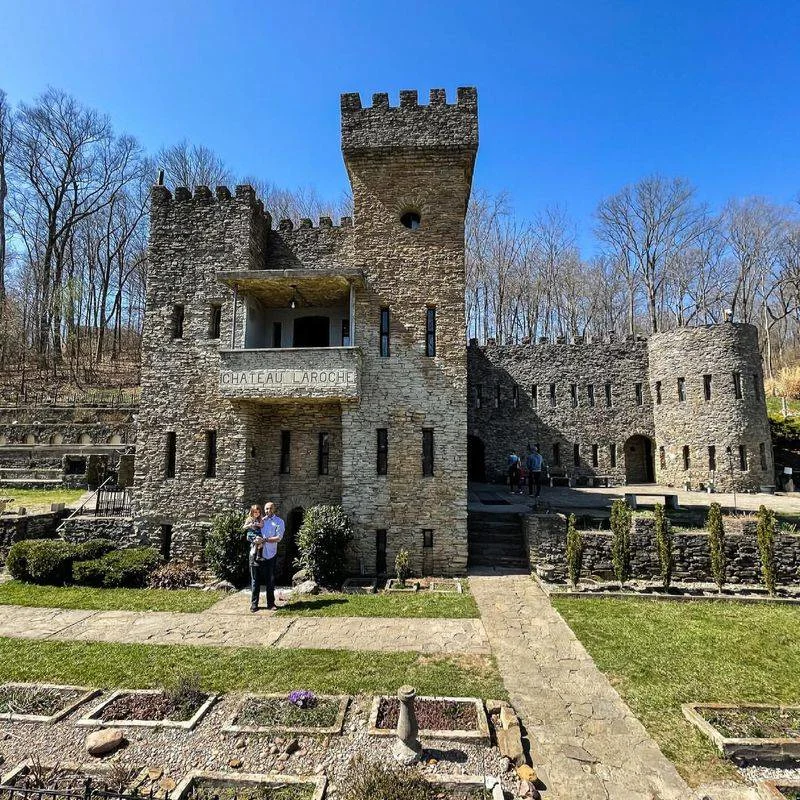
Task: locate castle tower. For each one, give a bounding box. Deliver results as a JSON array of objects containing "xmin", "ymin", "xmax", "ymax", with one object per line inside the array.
[{"xmin": 648, "ymin": 323, "xmax": 773, "ymax": 491}]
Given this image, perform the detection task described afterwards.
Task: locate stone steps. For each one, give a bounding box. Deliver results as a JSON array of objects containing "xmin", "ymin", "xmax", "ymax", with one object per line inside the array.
[{"xmin": 468, "ymin": 510, "xmax": 528, "ymax": 568}]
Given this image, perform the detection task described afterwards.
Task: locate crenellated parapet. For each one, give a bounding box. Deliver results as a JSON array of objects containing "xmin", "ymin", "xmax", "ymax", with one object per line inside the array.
[
  {"xmin": 150, "ymin": 184, "xmax": 272, "ymax": 229},
  {"xmin": 267, "ymin": 215, "xmax": 354, "ymax": 272}
]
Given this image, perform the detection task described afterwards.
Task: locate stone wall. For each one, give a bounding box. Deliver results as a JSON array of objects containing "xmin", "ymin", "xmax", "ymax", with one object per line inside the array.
[
  {"xmin": 524, "ymin": 513, "xmax": 800, "ymax": 585},
  {"xmin": 649, "ymin": 323, "xmax": 773, "ymax": 491},
  {"xmin": 58, "ymin": 516, "xmax": 139, "ymax": 547},
  {"xmin": 0, "ymin": 406, "xmax": 135, "ymax": 449},
  {"xmin": 0, "ymin": 510, "xmax": 65, "ymax": 560}
]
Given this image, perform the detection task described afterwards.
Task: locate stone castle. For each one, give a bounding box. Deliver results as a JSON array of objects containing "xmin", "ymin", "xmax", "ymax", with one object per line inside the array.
[{"xmin": 0, "ymin": 88, "xmax": 772, "ymax": 578}]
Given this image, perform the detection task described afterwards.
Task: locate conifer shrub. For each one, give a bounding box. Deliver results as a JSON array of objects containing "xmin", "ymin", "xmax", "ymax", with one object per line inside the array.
[
  {"xmin": 205, "ymin": 510, "xmax": 250, "ymax": 589},
  {"xmin": 395, "ymin": 548, "xmax": 410, "ymax": 585},
  {"xmin": 653, "ymin": 503, "xmax": 674, "ymax": 589},
  {"xmin": 295, "ymin": 505, "xmax": 354, "ymax": 587},
  {"xmin": 565, "ymin": 514, "xmax": 583, "ymax": 588},
  {"xmin": 707, "ymin": 502, "xmax": 726, "ymax": 591},
  {"xmin": 610, "ymin": 499, "xmax": 632, "ymax": 585},
  {"xmin": 756, "ymin": 504, "xmax": 777, "ymax": 596}
]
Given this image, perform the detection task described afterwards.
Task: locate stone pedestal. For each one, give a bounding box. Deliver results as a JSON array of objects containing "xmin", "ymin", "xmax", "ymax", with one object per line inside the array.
[{"xmin": 393, "ymin": 685, "xmax": 423, "ymax": 765}]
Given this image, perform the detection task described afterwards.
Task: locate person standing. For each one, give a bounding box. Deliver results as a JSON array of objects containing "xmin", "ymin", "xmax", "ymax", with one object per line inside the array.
[
  {"xmin": 526, "ymin": 445, "xmax": 544, "ymax": 497},
  {"xmin": 249, "ymin": 501, "xmax": 284, "ymax": 612},
  {"xmin": 507, "ymin": 450, "xmax": 521, "ymax": 494}
]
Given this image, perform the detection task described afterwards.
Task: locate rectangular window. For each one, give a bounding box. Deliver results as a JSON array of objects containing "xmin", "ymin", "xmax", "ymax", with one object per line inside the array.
[
  {"xmin": 655, "ymin": 381, "xmax": 662, "ymax": 405},
  {"xmin": 475, "ymin": 385, "xmax": 483, "ymax": 409},
  {"xmin": 549, "ymin": 383, "xmax": 557, "ymax": 408},
  {"xmin": 739, "ymin": 444, "xmax": 747, "ymax": 471},
  {"xmin": 733, "ymin": 371, "xmax": 742, "ymax": 400},
  {"xmin": 708, "ymin": 445, "xmax": 716, "ymax": 472},
  {"xmin": 160, "ymin": 524, "xmax": 173, "ymax": 562},
  {"xmin": 531, "ymin": 384, "xmax": 538, "ymax": 409},
  {"xmin": 425, "ymin": 307, "xmax": 436, "ymax": 357},
  {"xmin": 683, "ymin": 445, "xmax": 691, "ymax": 471},
  {"xmin": 376, "ymin": 529, "xmax": 387, "ymax": 574},
  {"xmin": 512, "ymin": 385, "xmax": 519, "ymax": 409},
  {"xmin": 678, "ymin": 377, "xmax": 686, "ymax": 402},
  {"xmin": 204, "ymin": 430, "xmax": 217, "ymax": 478},
  {"xmin": 273, "ymin": 321, "xmax": 282, "ymax": 348},
  {"xmin": 570, "ymin": 384, "xmax": 578, "ymax": 408},
  {"xmin": 552, "ymin": 442, "xmax": 561, "ymax": 466},
  {"xmin": 610, "ymin": 443, "xmax": 617, "ymax": 468},
  {"xmin": 171, "ymin": 304, "xmax": 184, "ymax": 339},
  {"xmin": 377, "ymin": 428, "xmax": 388, "ymax": 476},
  {"xmin": 318, "ymin": 432, "xmax": 330, "ymax": 476},
  {"xmin": 587, "ymin": 384, "xmax": 595, "ymax": 407},
  {"xmin": 591, "ymin": 444, "xmax": 599, "ymax": 468},
  {"xmin": 342, "ymin": 319, "xmax": 351, "ymax": 347},
  {"xmin": 605, "ymin": 382, "xmax": 613, "ymax": 408},
  {"xmin": 279, "ymin": 430, "xmax": 291, "ymax": 474},
  {"xmin": 659, "ymin": 446, "xmax": 666, "ymax": 470},
  {"xmin": 165, "ymin": 432, "xmax": 176, "ymax": 478},
  {"xmin": 573, "ymin": 443, "xmax": 580, "ymax": 467},
  {"xmin": 423, "ymin": 529, "xmax": 434, "ymax": 549},
  {"xmin": 208, "ymin": 304, "xmax": 222, "ymax": 339},
  {"xmin": 753, "ymin": 374, "xmax": 761, "ymax": 401},
  {"xmin": 703, "ymin": 374, "xmax": 712, "ymax": 401},
  {"xmin": 422, "ymin": 428, "xmax": 434, "ymax": 476},
  {"xmin": 380, "ymin": 307, "xmax": 390, "ymax": 357},
  {"xmin": 495, "ymin": 385, "xmax": 501, "ymax": 408},
  {"xmin": 760, "ymin": 442, "xmax": 767, "ymax": 470},
  {"xmin": 635, "ymin": 382, "xmax": 643, "ymax": 406}
]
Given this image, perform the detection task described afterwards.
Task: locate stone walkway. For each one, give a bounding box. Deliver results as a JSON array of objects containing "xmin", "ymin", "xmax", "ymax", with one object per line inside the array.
[
  {"xmin": 470, "ymin": 569, "xmax": 693, "ymax": 800},
  {"xmin": 0, "ymin": 603, "xmax": 490, "ymax": 655}
]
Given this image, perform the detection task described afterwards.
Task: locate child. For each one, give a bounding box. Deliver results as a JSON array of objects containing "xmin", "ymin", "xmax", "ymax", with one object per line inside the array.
[{"xmin": 243, "ymin": 504, "xmax": 264, "ymax": 562}]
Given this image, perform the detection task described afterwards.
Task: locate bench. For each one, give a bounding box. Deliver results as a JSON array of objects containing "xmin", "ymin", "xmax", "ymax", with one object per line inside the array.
[
  {"xmin": 548, "ymin": 470, "xmax": 570, "ymax": 487},
  {"xmin": 589, "ymin": 475, "xmax": 612, "ymax": 488},
  {"xmin": 624, "ymin": 492, "xmax": 680, "ymax": 511}
]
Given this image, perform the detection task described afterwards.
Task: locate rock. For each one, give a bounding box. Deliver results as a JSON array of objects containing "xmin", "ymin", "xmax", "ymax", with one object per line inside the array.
[
  {"xmin": 159, "ymin": 777, "xmax": 176, "ymax": 792},
  {"xmin": 562, "ymin": 744, "xmax": 597, "ymax": 764},
  {"xmin": 228, "ymin": 758, "xmax": 242, "ymax": 769},
  {"xmin": 292, "ymin": 569, "xmax": 310, "ymax": 585},
  {"xmin": 294, "ymin": 580, "xmax": 319, "ymax": 595},
  {"xmin": 269, "ymin": 745, "xmax": 279, "ymax": 755},
  {"xmin": 496, "ymin": 727, "xmax": 526, "ymax": 767},
  {"xmin": 147, "ymin": 768, "xmax": 163, "ymax": 781},
  {"xmin": 499, "ymin": 756, "xmax": 511, "ymax": 773},
  {"xmin": 516, "ymin": 765, "xmax": 538, "ymax": 783},
  {"xmin": 485, "ymin": 699, "xmax": 508, "ymax": 715},
  {"xmin": 86, "ymin": 728, "xmax": 125, "ymax": 756},
  {"xmin": 500, "ymin": 705, "xmax": 519, "ymax": 729},
  {"xmin": 211, "ymin": 580, "xmax": 236, "ymax": 592},
  {"xmin": 284, "ymin": 738, "xmax": 300, "ymax": 755},
  {"xmin": 235, "ymin": 739, "xmax": 246, "ymax": 749}
]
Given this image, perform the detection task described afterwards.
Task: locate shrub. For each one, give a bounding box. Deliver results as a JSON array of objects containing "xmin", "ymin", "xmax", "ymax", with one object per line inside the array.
[
  {"xmin": 148, "ymin": 561, "xmax": 202, "ymax": 590},
  {"xmin": 395, "ymin": 548, "xmax": 410, "ymax": 585},
  {"xmin": 6, "ymin": 540, "xmax": 37, "ymax": 582},
  {"xmin": 75, "ymin": 538, "xmax": 117, "ymax": 561},
  {"xmin": 7, "ymin": 539, "xmax": 79, "ymax": 585},
  {"xmin": 565, "ymin": 514, "xmax": 582, "ymax": 588},
  {"xmin": 610, "ymin": 499, "xmax": 632, "ymax": 585},
  {"xmin": 163, "ymin": 673, "xmax": 206, "ymax": 717},
  {"xmin": 757, "ymin": 504, "xmax": 777, "ymax": 596},
  {"xmin": 341, "ymin": 757, "xmax": 437, "ymax": 800},
  {"xmin": 205, "ymin": 511, "xmax": 250, "ymax": 589},
  {"xmin": 777, "ymin": 365, "xmax": 800, "ymax": 400},
  {"xmin": 72, "ymin": 548, "xmax": 161, "ymax": 588},
  {"xmin": 295, "ymin": 504, "xmax": 354, "ymax": 587},
  {"xmin": 653, "ymin": 503, "xmax": 674, "ymax": 589},
  {"xmin": 707, "ymin": 502, "xmax": 726, "ymax": 591}
]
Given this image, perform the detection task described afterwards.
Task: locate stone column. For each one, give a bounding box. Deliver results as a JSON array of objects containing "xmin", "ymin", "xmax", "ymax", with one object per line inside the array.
[{"xmin": 393, "ymin": 685, "xmax": 423, "ymax": 764}]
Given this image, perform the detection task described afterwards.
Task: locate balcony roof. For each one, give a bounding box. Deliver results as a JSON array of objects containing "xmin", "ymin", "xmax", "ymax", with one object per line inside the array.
[{"xmin": 217, "ymin": 268, "xmax": 365, "ymax": 307}]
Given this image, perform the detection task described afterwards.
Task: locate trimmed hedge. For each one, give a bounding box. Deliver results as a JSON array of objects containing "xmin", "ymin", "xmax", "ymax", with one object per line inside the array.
[{"xmin": 73, "ymin": 548, "xmax": 162, "ymax": 588}]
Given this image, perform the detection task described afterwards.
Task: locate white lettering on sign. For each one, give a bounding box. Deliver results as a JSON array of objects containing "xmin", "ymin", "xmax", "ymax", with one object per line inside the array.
[{"xmin": 220, "ymin": 369, "xmax": 357, "ymax": 389}]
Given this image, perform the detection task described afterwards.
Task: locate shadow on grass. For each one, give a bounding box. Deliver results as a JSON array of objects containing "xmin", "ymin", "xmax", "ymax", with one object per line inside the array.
[{"xmin": 278, "ymin": 597, "xmax": 349, "ymax": 613}]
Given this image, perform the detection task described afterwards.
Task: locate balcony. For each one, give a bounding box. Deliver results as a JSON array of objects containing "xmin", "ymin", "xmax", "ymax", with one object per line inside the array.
[{"xmin": 218, "ymin": 346, "xmax": 362, "ymax": 402}]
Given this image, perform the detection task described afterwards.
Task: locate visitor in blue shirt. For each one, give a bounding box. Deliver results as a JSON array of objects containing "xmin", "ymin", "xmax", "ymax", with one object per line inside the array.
[
  {"xmin": 526, "ymin": 445, "xmax": 544, "ymax": 497},
  {"xmin": 247, "ymin": 501, "xmax": 284, "ymax": 612},
  {"xmin": 507, "ymin": 451, "xmax": 521, "ymax": 494}
]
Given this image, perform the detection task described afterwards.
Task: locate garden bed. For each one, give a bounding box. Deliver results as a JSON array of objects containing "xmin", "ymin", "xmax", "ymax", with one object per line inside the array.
[
  {"xmin": 759, "ymin": 781, "xmax": 800, "ymax": 799},
  {"xmin": 171, "ymin": 770, "xmax": 326, "ymax": 800},
  {"xmin": 683, "ymin": 703, "xmax": 800, "ymax": 764},
  {"xmin": 0, "ymin": 682, "xmax": 99, "ymax": 723},
  {"xmin": 340, "ymin": 577, "xmax": 380, "ymax": 594},
  {"xmin": 223, "ymin": 692, "xmax": 349, "ymax": 735},
  {"xmin": 385, "ymin": 578, "xmax": 464, "ymax": 594},
  {"xmin": 0, "ymin": 759, "xmax": 142, "ymax": 792},
  {"xmin": 77, "ymin": 689, "xmax": 218, "ymax": 730},
  {"xmin": 368, "ymin": 695, "xmax": 490, "ymax": 745}
]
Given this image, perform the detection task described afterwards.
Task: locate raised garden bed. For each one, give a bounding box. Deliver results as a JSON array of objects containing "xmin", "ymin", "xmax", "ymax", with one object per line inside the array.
[
  {"xmin": 171, "ymin": 770, "xmax": 326, "ymax": 800},
  {"xmin": 683, "ymin": 703, "xmax": 800, "ymax": 764},
  {"xmin": 759, "ymin": 781, "xmax": 800, "ymax": 799},
  {"xmin": 223, "ymin": 693, "xmax": 349, "ymax": 735},
  {"xmin": 341, "ymin": 577, "xmax": 380, "ymax": 594},
  {"xmin": 77, "ymin": 688, "xmax": 218, "ymax": 730},
  {"xmin": 1, "ymin": 759, "xmax": 142, "ymax": 792},
  {"xmin": 385, "ymin": 578, "xmax": 464, "ymax": 594},
  {"xmin": 368, "ymin": 695, "xmax": 490, "ymax": 745},
  {"xmin": 0, "ymin": 682, "xmax": 99, "ymax": 724},
  {"xmin": 426, "ymin": 775, "xmax": 499, "ymax": 798}
]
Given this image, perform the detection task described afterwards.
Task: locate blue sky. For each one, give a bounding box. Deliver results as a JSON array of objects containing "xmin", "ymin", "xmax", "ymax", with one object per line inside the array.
[{"xmin": 2, "ymin": 0, "xmax": 799, "ymax": 252}]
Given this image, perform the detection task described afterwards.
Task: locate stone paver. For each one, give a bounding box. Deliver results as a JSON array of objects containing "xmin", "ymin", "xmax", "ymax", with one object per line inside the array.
[
  {"xmin": 470, "ymin": 569, "xmax": 694, "ymax": 800},
  {"xmin": 0, "ymin": 604, "xmax": 490, "ymax": 655}
]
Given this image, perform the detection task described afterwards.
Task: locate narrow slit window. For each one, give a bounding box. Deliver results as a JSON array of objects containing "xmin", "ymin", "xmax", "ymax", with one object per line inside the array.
[
  {"xmin": 739, "ymin": 444, "xmax": 747, "ymax": 471},
  {"xmin": 531, "ymin": 384, "xmax": 538, "ymax": 409},
  {"xmin": 380, "ymin": 307, "xmax": 390, "ymax": 357},
  {"xmin": 683, "ymin": 445, "xmax": 691, "ymax": 471},
  {"xmin": 552, "ymin": 442, "xmax": 561, "ymax": 466},
  {"xmin": 279, "ymin": 430, "xmax": 291, "ymax": 474},
  {"xmin": 204, "ymin": 430, "xmax": 217, "ymax": 478},
  {"xmin": 512, "ymin": 385, "xmax": 519, "ymax": 408},
  {"xmin": 495, "ymin": 385, "xmax": 501, "ymax": 408},
  {"xmin": 209, "ymin": 304, "xmax": 222, "ymax": 339},
  {"xmin": 591, "ymin": 444, "xmax": 599, "ymax": 468},
  {"xmin": 708, "ymin": 445, "xmax": 716, "ymax": 472},
  {"xmin": 423, "ymin": 529, "xmax": 434, "ymax": 549},
  {"xmin": 165, "ymin": 432, "xmax": 176, "ymax": 478},
  {"xmin": 422, "ymin": 428, "xmax": 434, "ymax": 476},
  {"xmin": 573, "ymin": 443, "xmax": 580, "ymax": 467},
  {"xmin": 659, "ymin": 446, "xmax": 666, "ymax": 470},
  {"xmin": 570, "ymin": 384, "xmax": 578, "ymax": 409},
  {"xmin": 587, "ymin": 384, "xmax": 595, "ymax": 408},
  {"xmin": 318, "ymin": 432, "xmax": 330, "ymax": 476},
  {"xmin": 760, "ymin": 442, "xmax": 767, "ymax": 470},
  {"xmin": 475, "ymin": 385, "xmax": 483, "ymax": 409},
  {"xmin": 171, "ymin": 305, "xmax": 184, "ymax": 339},
  {"xmin": 733, "ymin": 371, "xmax": 742, "ymax": 400},
  {"xmin": 376, "ymin": 529, "xmax": 387, "ymax": 574},
  {"xmin": 677, "ymin": 377, "xmax": 686, "ymax": 402},
  {"xmin": 425, "ymin": 307, "xmax": 436, "ymax": 357},
  {"xmin": 703, "ymin": 374, "xmax": 712, "ymax": 401},
  {"xmin": 605, "ymin": 382, "xmax": 613, "ymax": 408},
  {"xmin": 549, "ymin": 383, "xmax": 557, "ymax": 408},
  {"xmin": 160, "ymin": 524, "xmax": 173, "ymax": 562},
  {"xmin": 377, "ymin": 428, "xmax": 388, "ymax": 475},
  {"xmin": 655, "ymin": 381, "xmax": 662, "ymax": 405},
  {"xmin": 610, "ymin": 443, "xmax": 617, "ymax": 468},
  {"xmin": 635, "ymin": 382, "xmax": 643, "ymax": 406}
]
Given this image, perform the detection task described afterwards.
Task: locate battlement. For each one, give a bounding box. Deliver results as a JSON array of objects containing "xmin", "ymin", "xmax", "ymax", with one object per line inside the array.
[
  {"xmin": 340, "ymin": 87, "xmax": 478, "ymax": 154},
  {"xmin": 276, "ymin": 215, "xmax": 353, "ymax": 232},
  {"xmin": 469, "ymin": 333, "xmax": 649, "ymax": 350},
  {"xmin": 151, "ymin": 184, "xmax": 272, "ymax": 228}
]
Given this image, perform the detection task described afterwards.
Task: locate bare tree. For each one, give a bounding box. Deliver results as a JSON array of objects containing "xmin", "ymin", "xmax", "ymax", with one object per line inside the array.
[
  {"xmin": 158, "ymin": 140, "xmax": 233, "ymax": 189},
  {"xmin": 0, "ymin": 89, "xmax": 12, "ymax": 303}
]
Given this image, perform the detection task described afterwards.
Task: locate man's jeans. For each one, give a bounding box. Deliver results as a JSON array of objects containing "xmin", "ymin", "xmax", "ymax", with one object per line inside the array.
[
  {"xmin": 250, "ymin": 557, "xmax": 276, "ymax": 609},
  {"xmin": 528, "ymin": 471, "xmax": 542, "ymax": 497}
]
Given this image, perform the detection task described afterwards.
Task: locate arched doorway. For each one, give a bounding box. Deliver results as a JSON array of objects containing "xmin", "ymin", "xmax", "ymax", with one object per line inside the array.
[
  {"xmin": 293, "ymin": 316, "xmax": 330, "ymax": 347},
  {"xmin": 278, "ymin": 506, "xmax": 304, "ymax": 583},
  {"xmin": 624, "ymin": 435, "xmax": 655, "ymax": 484},
  {"xmin": 467, "ymin": 435, "xmax": 486, "ymax": 482}
]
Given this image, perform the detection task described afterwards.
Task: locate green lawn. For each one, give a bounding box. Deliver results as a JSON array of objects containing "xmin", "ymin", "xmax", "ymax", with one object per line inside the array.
[
  {"xmin": 767, "ymin": 395, "xmax": 800, "ymax": 420},
  {"xmin": 0, "ymin": 581, "xmax": 221, "ymax": 612},
  {"xmin": 277, "ymin": 589, "xmax": 479, "ymax": 618},
  {"xmin": 0, "ymin": 488, "xmax": 84, "ymax": 512},
  {"xmin": 552, "ymin": 596, "xmax": 800, "ymax": 785},
  {"xmin": 0, "ymin": 637, "xmax": 507, "ymax": 699}
]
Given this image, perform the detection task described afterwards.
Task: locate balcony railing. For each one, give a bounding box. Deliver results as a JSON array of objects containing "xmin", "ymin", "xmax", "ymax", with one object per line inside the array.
[{"xmin": 218, "ymin": 347, "xmax": 361, "ymax": 402}]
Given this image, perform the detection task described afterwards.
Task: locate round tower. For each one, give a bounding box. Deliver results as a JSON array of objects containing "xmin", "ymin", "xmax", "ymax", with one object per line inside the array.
[{"xmin": 648, "ymin": 322, "xmax": 773, "ymax": 491}]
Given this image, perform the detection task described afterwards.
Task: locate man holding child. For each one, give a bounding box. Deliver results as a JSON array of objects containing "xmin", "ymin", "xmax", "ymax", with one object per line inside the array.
[{"xmin": 245, "ymin": 501, "xmax": 285, "ymax": 612}]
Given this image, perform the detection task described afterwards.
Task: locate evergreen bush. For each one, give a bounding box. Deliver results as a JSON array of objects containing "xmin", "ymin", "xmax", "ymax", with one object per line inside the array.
[
  {"xmin": 653, "ymin": 503, "xmax": 674, "ymax": 589},
  {"xmin": 205, "ymin": 510, "xmax": 250, "ymax": 589},
  {"xmin": 295, "ymin": 505, "xmax": 354, "ymax": 587},
  {"xmin": 610, "ymin": 499, "xmax": 632, "ymax": 585},
  {"xmin": 756, "ymin": 504, "xmax": 777, "ymax": 596},
  {"xmin": 7, "ymin": 539, "xmax": 78, "ymax": 585},
  {"xmin": 75, "ymin": 538, "xmax": 117, "ymax": 561},
  {"xmin": 707, "ymin": 502, "xmax": 726, "ymax": 591},
  {"xmin": 72, "ymin": 548, "xmax": 161, "ymax": 588},
  {"xmin": 565, "ymin": 513, "xmax": 583, "ymax": 588}
]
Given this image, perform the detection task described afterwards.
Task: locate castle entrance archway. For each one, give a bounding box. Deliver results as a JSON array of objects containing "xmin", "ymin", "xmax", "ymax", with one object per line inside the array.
[
  {"xmin": 468, "ymin": 435, "xmax": 486, "ymax": 482},
  {"xmin": 624, "ymin": 435, "xmax": 655, "ymax": 484}
]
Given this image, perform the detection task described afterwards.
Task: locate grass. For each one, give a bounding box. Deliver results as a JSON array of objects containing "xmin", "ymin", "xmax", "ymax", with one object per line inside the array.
[
  {"xmin": 0, "ymin": 638, "xmax": 507, "ymax": 699},
  {"xmin": 767, "ymin": 395, "xmax": 800, "ymax": 420},
  {"xmin": 0, "ymin": 581, "xmax": 221, "ymax": 612},
  {"xmin": 552, "ymin": 596, "xmax": 800, "ymax": 786},
  {"xmin": 0, "ymin": 488, "xmax": 84, "ymax": 513},
  {"xmin": 276, "ymin": 589, "xmax": 480, "ymax": 618}
]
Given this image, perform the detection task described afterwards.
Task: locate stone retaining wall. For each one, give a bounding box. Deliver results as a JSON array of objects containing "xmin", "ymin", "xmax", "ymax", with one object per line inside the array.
[
  {"xmin": 58, "ymin": 516, "xmax": 139, "ymax": 547},
  {"xmin": 524, "ymin": 513, "xmax": 800, "ymax": 585},
  {"xmin": 0, "ymin": 510, "xmax": 65, "ymax": 559}
]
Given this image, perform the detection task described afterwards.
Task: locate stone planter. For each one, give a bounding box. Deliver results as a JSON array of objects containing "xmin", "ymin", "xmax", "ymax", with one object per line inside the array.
[
  {"xmin": 341, "ymin": 577, "xmax": 378, "ymax": 594},
  {"xmin": 758, "ymin": 780, "xmax": 800, "ymax": 799},
  {"xmin": 1, "ymin": 759, "xmax": 141, "ymax": 791},
  {"xmin": 427, "ymin": 774, "xmax": 503, "ymax": 799},
  {"xmin": 682, "ymin": 703, "xmax": 800, "ymax": 764},
  {"xmin": 77, "ymin": 689, "xmax": 218, "ymax": 731},
  {"xmin": 385, "ymin": 578, "xmax": 420, "ymax": 593},
  {"xmin": 172, "ymin": 770, "xmax": 326, "ymax": 800},
  {"xmin": 222, "ymin": 693, "xmax": 349, "ymax": 735},
  {"xmin": 0, "ymin": 683, "xmax": 100, "ymax": 724},
  {"xmin": 368, "ymin": 695, "xmax": 490, "ymax": 746}
]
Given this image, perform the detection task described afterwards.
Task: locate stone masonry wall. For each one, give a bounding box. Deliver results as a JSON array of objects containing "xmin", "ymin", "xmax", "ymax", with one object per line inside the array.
[{"xmin": 59, "ymin": 516, "xmax": 139, "ymax": 547}]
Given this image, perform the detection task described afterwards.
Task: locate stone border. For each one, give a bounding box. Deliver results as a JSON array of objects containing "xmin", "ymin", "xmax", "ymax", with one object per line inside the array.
[
  {"xmin": 221, "ymin": 693, "xmax": 350, "ymax": 735},
  {"xmin": 682, "ymin": 703, "xmax": 800, "ymax": 764},
  {"xmin": 341, "ymin": 577, "xmax": 377, "ymax": 594},
  {"xmin": 172, "ymin": 770, "xmax": 326, "ymax": 800},
  {"xmin": 76, "ymin": 689, "xmax": 219, "ymax": 731},
  {"xmin": 1, "ymin": 758, "xmax": 140, "ymax": 790},
  {"xmin": 427, "ymin": 773, "xmax": 503, "ymax": 798},
  {"xmin": 0, "ymin": 683, "xmax": 100, "ymax": 724},
  {"xmin": 758, "ymin": 780, "xmax": 800, "ymax": 799},
  {"xmin": 385, "ymin": 579, "xmax": 420, "ymax": 593},
  {"xmin": 367, "ymin": 695, "xmax": 490, "ymax": 746}
]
